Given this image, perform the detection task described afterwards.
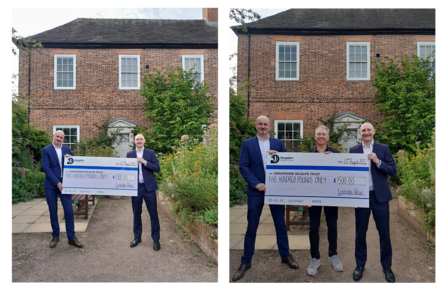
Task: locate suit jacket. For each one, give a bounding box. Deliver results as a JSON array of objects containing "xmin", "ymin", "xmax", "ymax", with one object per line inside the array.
[
  {"xmin": 239, "ymin": 136, "xmax": 286, "ymax": 196},
  {"xmin": 349, "ymin": 141, "xmax": 396, "ymax": 203},
  {"xmin": 42, "ymin": 144, "xmax": 72, "ymax": 189},
  {"xmin": 127, "ymin": 148, "xmax": 160, "ymax": 192}
]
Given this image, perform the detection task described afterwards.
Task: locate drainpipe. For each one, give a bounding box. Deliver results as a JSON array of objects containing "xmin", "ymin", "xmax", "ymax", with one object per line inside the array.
[
  {"xmin": 247, "ymin": 30, "xmax": 251, "ymax": 118},
  {"xmin": 27, "ymin": 51, "xmax": 31, "ymax": 124}
]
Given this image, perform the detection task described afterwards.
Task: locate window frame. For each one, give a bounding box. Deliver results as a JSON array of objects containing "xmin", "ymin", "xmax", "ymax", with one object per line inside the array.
[
  {"xmin": 275, "ymin": 41, "xmax": 300, "ymax": 81},
  {"xmin": 53, "ymin": 125, "xmax": 80, "ymax": 151},
  {"xmin": 182, "ymin": 54, "xmax": 205, "ymax": 83},
  {"xmin": 274, "ymin": 120, "xmax": 303, "ymax": 148},
  {"xmin": 119, "ymin": 55, "xmax": 140, "ymax": 90},
  {"xmin": 417, "ymin": 41, "xmax": 435, "ymax": 77},
  {"xmin": 54, "ymin": 54, "xmax": 76, "ymax": 90},
  {"xmin": 346, "ymin": 42, "xmax": 371, "ymax": 81}
]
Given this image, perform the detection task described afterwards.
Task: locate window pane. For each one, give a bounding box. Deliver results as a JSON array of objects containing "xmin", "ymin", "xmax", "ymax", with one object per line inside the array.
[
  {"xmin": 362, "ymin": 46, "xmax": 367, "ymax": 55},
  {"xmin": 279, "ymin": 52, "xmax": 284, "ymax": 61},
  {"xmin": 121, "ymin": 74, "xmax": 127, "ymax": 87},
  {"xmin": 63, "ymin": 79, "xmax": 67, "ymax": 87},
  {"xmin": 285, "ymin": 69, "xmax": 290, "ymax": 78},
  {"xmin": 362, "ymin": 52, "xmax": 367, "ymax": 62},
  {"xmin": 285, "ymin": 63, "xmax": 290, "ymax": 70},
  {"xmin": 291, "ymin": 70, "xmax": 296, "ymax": 78},
  {"xmin": 57, "ymin": 64, "xmax": 62, "ymax": 72},
  {"xmin": 127, "ymin": 75, "xmax": 132, "ymax": 87},
  {"xmin": 279, "ymin": 45, "xmax": 284, "ymax": 53},
  {"xmin": 355, "ymin": 68, "xmax": 361, "ymax": 78},
  {"xmin": 68, "ymin": 64, "xmax": 73, "ymax": 72},
  {"xmin": 196, "ymin": 59, "xmax": 202, "ymax": 73},
  {"xmin": 362, "ymin": 70, "xmax": 367, "ymax": 78},
  {"xmin": 68, "ymin": 79, "xmax": 73, "ymax": 87},
  {"xmin": 285, "ymin": 52, "xmax": 290, "ymax": 61},
  {"xmin": 121, "ymin": 58, "xmax": 126, "ymax": 71},
  {"xmin": 68, "ymin": 58, "xmax": 73, "ymax": 65},
  {"xmin": 291, "ymin": 45, "xmax": 296, "ymax": 53},
  {"xmin": 291, "ymin": 53, "xmax": 296, "ymax": 61},
  {"xmin": 63, "ymin": 128, "xmax": 69, "ymax": 135},
  {"xmin": 285, "ymin": 45, "xmax": 290, "ymax": 53},
  {"xmin": 279, "ymin": 68, "xmax": 284, "ymax": 78},
  {"xmin": 362, "ymin": 63, "xmax": 367, "ymax": 70},
  {"xmin": 349, "ymin": 46, "xmax": 354, "ymax": 61},
  {"xmin": 57, "ymin": 58, "xmax": 62, "ymax": 65},
  {"xmin": 278, "ymin": 131, "xmax": 285, "ymax": 139},
  {"xmin": 286, "ymin": 123, "xmax": 292, "ymax": 130},
  {"xmin": 278, "ymin": 123, "xmax": 284, "ymax": 130},
  {"xmin": 70, "ymin": 128, "xmax": 77, "ymax": 135},
  {"xmin": 63, "ymin": 58, "xmax": 68, "ymax": 65},
  {"xmin": 356, "ymin": 63, "xmax": 361, "ymax": 71}
]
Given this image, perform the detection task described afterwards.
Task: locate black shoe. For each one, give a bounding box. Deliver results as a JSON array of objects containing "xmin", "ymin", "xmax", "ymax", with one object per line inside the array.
[
  {"xmin": 232, "ymin": 263, "xmax": 251, "ymax": 282},
  {"xmin": 153, "ymin": 239, "xmax": 161, "ymax": 251},
  {"xmin": 49, "ymin": 237, "xmax": 59, "ymax": 248},
  {"xmin": 281, "ymin": 255, "xmax": 299, "ymax": 269},
  {"xmin": 353, "ymin": 266, "xmax": 365, "ymax": 282},
  {"xmin": 130, "ymin": 237, "xmax": 141, "ymax": 248},
  {"xmin": 68, "ymin": 238, "xmax": 84, "ymax": 248},
  {"xmin": 383, "ymin": 267, "xmax": 395, "ymax": 283}
]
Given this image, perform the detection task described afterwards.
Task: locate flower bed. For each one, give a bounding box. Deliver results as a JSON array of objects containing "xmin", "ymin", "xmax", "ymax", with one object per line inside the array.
[{"xmin": 395, "ymin": 128, "xmax": 435, "ymax": 235}]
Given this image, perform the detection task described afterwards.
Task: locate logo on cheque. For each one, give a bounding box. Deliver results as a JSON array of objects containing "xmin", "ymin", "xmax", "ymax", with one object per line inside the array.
[{"xmin": 271, "ymin": 154, "xmax": 280, "ymax": 164}]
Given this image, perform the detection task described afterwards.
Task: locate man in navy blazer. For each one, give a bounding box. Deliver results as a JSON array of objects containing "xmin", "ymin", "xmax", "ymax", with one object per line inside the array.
[
  {"xmin": 232, "ymin": 116, "xmax": 299, "ymax": 282},
  {"xmin": 42, "ymin": 130, "xmax": 83, "ymax": 248},
  {"xmin": 127, "ymin": 134, "xmax": 161, "ymax": 251},
  {"xmin": 349, "ymin": 123, "xmax": 396, "ymax": 282}
]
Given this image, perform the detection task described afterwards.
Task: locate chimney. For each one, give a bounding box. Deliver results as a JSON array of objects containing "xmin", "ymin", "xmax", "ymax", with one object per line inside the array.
[{"xmin": 203, "ymin": 8, "xmax": 218, "ymax": 25}]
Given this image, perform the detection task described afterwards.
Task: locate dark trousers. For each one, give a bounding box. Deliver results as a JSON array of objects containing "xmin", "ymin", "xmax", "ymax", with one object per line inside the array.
[
  {"xmin": 308, "ymin": 206, "xmax": 338, "ymax": 259},
  {"xmin": 241, "ymin": 194, "xmax": 290, "ymax": 265},
  {"xmin": 355, "ymin": 190, "xmax": 392, "ymax": 268},
  {"xmin": 132, "ymin": 183, "xmax": 160, "ymax": 241},
  {"xmin": 45, "ymin": 187, "xmax": 75, "ymax": 240}
]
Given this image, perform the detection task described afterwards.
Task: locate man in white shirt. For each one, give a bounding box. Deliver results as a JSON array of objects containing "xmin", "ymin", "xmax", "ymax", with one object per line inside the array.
[{"xmin": 126, "ymin": 134, "xmax": 161, "ymax": 251}]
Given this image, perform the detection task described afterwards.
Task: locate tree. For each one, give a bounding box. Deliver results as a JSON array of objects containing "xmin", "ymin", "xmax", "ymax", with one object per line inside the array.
[
  {"xmin": 371, "ymin": 54, "xmax": 435, "ymax": 155},
  {"xmin": 230, "ymin": 9, "xmax": 261, "ymax": 32},
  {"xmin": 136, "ymin": 67, "xmax": 214, "ymax": 153},
  {"xmin": 12, "ymin": 28, "xmax": 42, "ymax": 56}
]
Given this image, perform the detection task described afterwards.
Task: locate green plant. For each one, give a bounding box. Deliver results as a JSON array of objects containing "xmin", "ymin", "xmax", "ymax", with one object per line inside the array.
[
  {"xmin": 207, "ymin": 263, "xmax": 215, "ymax": 268},
  {"xmin": 229, "ymin": 168, "xmax": 247, "ymax": 207},
  {"xmin": 372, "ymin": 54, "xmax": 435, "ymax": 155},
  {"xmin": 136, "ymin": 67, "xmax": 214, "ymax": 153}
]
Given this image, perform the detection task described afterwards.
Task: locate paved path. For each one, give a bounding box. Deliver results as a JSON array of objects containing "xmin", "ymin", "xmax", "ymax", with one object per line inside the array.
[{"xmin": 230, "ymin": 203, "xmax": 310, "ymax": 250}]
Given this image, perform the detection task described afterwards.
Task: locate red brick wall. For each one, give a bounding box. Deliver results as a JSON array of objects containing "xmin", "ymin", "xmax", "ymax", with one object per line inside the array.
[
  {"xmin": 19, "ymin": 47, "xmax": 218, "ymax": 140},
  {"xmin": 237, "ymin": 34, "xmax": 435, "ymax": 135},
  {"xmin": 203, "ymin": 8, "xmax": 218, "ymax": 23}
]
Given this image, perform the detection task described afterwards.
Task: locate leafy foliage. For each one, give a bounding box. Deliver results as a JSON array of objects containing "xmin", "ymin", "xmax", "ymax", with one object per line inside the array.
[
  {"xmin": 229, "ymin": 167, "xmax": 247, "ymax": 207},
  {"xmin": 371, "ymin": 55, "xmax": 435, "ymax": 155},
  {"xmin": 230, "ymin": 9, "xmax": 261, "ymax": 32},
  {"xmin": 137, "ymin": 67, "xmax": 214, "ymax": 153},
  {"xmin": 12, "ymin": 28, "xmax": 43, "ymax": 56},
  {"xmin": 396, "ymin": 129, "xmax": 435, "ymax": 232}
]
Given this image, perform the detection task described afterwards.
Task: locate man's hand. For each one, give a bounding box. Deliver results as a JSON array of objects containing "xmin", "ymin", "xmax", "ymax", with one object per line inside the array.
[
  {"xmin": 268, "ymin": 150, "xmax": 278, "ymax": 155},
  {"xmin": 324, "ymin": 151, "xmax": 332, "ymax": 154},
  {"xmin": 64, "ymin": 154, "xmax": 71, "ymax": 158},
  {"xmin": 57, "ymin": 182, "xmax": 63, "ymax": 191},
  {"xmin": 367, "ymin": 152, "xmax": 380, "ymax": 164},
  {"xmin": 255, "ymin": 183, "xmax": 266, "ymax": 192},
  {"xmin": 137, "ymin": 157, "xmax": 147, "ymax": 165}
]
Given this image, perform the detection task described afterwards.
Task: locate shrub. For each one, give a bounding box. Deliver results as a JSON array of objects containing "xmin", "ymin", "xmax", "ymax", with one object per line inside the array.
[
  {"xmin": 12, "ymin": 158, "xmax": 46, "ymax": 204},
  {"xmin": 229, "ymin": 167, "xmax": 247, "ymax": 207}
]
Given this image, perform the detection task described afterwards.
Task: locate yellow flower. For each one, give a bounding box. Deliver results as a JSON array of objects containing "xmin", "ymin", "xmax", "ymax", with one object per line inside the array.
[
  {"xmin": 409, "ymin": 162, "xmax": 412, "ymax": 164},
  {"xmin": 185, "ymin": 192, "xmax": 187, "ymax": 195}
]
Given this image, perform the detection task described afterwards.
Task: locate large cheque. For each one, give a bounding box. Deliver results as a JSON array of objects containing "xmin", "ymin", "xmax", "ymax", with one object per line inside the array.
[
  {"xmin": 62, "ymin": 156, "xmax": 138, "ymax": 196},
  {"xmin": 265, "ymin": 152, "xmax": 370, "ymax": 208}
]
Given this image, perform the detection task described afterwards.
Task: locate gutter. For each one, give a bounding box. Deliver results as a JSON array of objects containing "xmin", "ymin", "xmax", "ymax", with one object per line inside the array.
[
  {"xmin": 39, "ymin": 42, "xmax": 218, "ymax": 49},
  {"xmin": 231, "ymin": 27, "xmax": 435, "ymax": 36},
  {"xmin": 247, "ymin": 31, "xmax": 251, "ymax": 118},
  {"xmin": 28, "ymin": 51, "xmax": 31, "ymax": 124}
]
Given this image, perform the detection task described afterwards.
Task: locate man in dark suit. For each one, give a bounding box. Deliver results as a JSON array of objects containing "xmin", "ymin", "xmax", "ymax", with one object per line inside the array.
[
  {"xmin": 42, "ymin": 130, "xmax": 83, "ymax": 248},
  {"xmin": 127, "ymin": 134, "xmax": 161, "ymax": 251},
  {"xmin": 232, "ymin": 116, "xmax": 299, "ymax": 282},
  {"xmin": 349, "ymin": 123, "xmax": 396, "ymax": 282}
]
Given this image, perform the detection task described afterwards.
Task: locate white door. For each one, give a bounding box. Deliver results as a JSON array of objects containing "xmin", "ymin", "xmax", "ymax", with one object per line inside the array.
[
  {"xmin": 341, "ymin": 129, "xmax": 359, "ymax": 150},
  {"xmin": 114, "ymin": 134, "xmax": 131, "ymax": 157}
]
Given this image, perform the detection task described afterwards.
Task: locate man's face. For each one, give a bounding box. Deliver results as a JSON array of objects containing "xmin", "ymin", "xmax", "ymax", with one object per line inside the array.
[
  {"xmin": 135, "ymin": 135, "xmax": 146, "ymax": 149},
  {"xmin": 315, "ymin": 128, "xmax": 329, "ymax": 146},
  {"xmin": 53, "ymin": 131, "xmax": 65, "ymax": 147},
  {"xmin": 359, "ymin": 123, "xmax": 376, "ymax": 143},
  {"xmin": 255, "ymin": 117, "xmax": 271, "ymax": 136}
]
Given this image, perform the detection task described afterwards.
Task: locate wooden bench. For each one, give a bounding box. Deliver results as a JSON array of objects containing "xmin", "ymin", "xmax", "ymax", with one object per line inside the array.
[
  {"xmin": 72, "ymin": 195, "xmax": 95, "ymax": 219},
  {"xmin": 285, "ymin": 205, "xmax": 310, "ymax": 230}
]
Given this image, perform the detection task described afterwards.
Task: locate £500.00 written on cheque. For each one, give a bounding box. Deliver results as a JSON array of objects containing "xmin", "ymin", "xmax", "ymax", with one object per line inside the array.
[
  {"xmin": 265, "ymin": 152, "xmax": 370, "ymax": 208},
  {"xmin": 62, "ymin": 156, "xmax": 138, "ymax": 196}
]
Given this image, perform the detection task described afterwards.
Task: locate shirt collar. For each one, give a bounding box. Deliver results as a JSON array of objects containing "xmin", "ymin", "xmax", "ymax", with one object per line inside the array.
[
  {"xmin": 136, "ymin": 147, "xmax": 144, "ymax": 154},
  {"xmin": 362, "ymin": 140, "xmax": 375, "ymax": 149},
  {"xmin": 52, "ymin": 143, "xmax": 62, "ymax": 150},
  {"xmin": 256, "ymin": 135, "xmax": 270, "ymax": 142}
]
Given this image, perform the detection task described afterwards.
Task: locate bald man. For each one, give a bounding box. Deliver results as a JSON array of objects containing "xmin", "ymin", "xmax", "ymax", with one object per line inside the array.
[
  {"xmin": 349, "ymin": 123, "xmax": 396, "ymax": 282},
  {"xmin": 127, "ymin": 134, "xmax": 161, "ymax": 251},
  {"xmin": 232, "ymin": 116, "xmax": 299, "ymax": 282},
  {"xmin": 42, "ymin": 130, "xmax": 83, "ymax": 248}
]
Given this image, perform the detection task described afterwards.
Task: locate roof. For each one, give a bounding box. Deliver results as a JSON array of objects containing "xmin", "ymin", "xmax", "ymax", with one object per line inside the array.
[
  {"xmin": 28, "ymin": 18, "xmax": 218, "ymax": 49},
  {"xmin": 231, "ymin": 9, "xmax": 435, "ymax": 35}
]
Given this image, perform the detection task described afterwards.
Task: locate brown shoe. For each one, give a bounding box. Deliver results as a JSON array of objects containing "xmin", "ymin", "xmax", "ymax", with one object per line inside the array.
[
  {"xmin": 49, "ymin": 237, "xmax": 59, "ymax": 248},
  {"xmin": 68, "ymin": 238, "xmax": 84, "ymax": 248},
  {"xmin": 232, "ymin": 262, "xmax": 251, "ymax": 282},
  {"xmin": 282, "ymin": 255, "xmax": 299, "ymax": 269}
]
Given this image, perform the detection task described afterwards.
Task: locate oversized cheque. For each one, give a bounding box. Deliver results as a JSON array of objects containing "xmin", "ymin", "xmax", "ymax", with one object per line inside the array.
[
  {"xmin": 265, "ymin": 152, "xmax": 370, "ymax": 208},
  {"xmin": 62, "ymin": 156, "xmax": 138, "ymax": 196}
]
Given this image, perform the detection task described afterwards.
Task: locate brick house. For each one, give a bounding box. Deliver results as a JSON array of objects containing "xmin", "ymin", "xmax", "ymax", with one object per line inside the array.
[
  {"xmin": 231, "ymin": 9, "xmax": 435, "ymax": 150},
  {"xmin": 19, "ymin": 8, "xmax": 218, "ymax": 157}
]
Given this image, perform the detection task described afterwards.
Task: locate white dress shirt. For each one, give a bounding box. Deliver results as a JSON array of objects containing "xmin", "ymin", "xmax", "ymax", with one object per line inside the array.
[
  {"xmin": 256, "ymin": 135, "xmax": 270, "ymax": 169},
  {"xmin": 362, "ymin": 140, "xmax": 381, "ymax": 191},
  {"xmin": 136, "ymin": 147, "xmax": 145, "ymax": 183},
  {"xmin": 52, "ymin": 143, "xmax": 63, "ymax": 178}
]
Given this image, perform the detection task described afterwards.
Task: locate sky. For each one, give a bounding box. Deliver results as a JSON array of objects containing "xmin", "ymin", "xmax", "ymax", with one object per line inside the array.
[
  {"xmin": 11, "ymin": 8, "xmax": 204, "ymax": 92},
  {"xmin": 228, "ymin": 7, "xmax": 290, "ymax": 89}
]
